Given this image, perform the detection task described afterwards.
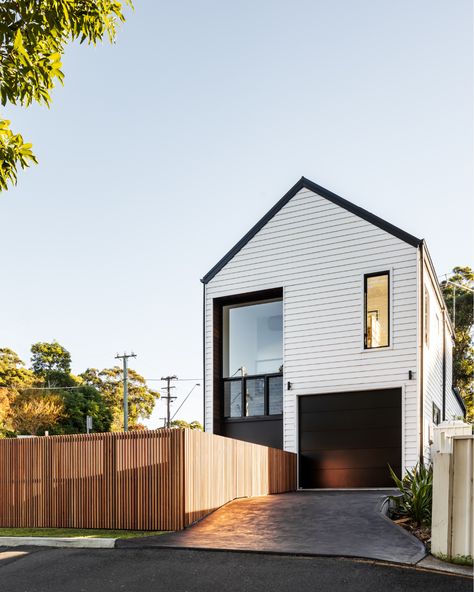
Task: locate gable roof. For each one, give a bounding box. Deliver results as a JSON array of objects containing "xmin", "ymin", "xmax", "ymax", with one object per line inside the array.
[{"xmin": 201, "ymin": 176, "xmax": 422, "ymax": 284}]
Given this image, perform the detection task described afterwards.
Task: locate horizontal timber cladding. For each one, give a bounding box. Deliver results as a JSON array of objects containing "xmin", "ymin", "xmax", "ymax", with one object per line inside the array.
[
  {"xmin": 0, "ymin": 429, "xmax": 296, "ymax": 531},
  {"xmin": 298, "ymin": 389, "xmax": 402, "ymax": 488}
]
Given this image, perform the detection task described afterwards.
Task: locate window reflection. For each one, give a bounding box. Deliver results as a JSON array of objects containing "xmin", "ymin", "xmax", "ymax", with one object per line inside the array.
[
  {"xmin": 224, "ymin": 380, "xmax": 242, "ymax": 418},
  {"xmin": 223, "ymin": 299, "xmax": 283, "ymax": 377},
  {"xmin": 245, "ymin": 378, "xmax": 265, "ymax": 416}
]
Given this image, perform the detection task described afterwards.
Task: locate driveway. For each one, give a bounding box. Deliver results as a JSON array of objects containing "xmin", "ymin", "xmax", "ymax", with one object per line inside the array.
[{"xmin": 119, "ymin": 491, "xmax": 426, "ymax": 565}]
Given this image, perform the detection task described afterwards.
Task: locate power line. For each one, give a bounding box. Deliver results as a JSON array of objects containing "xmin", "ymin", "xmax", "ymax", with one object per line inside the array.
[
  {"xmin": 145, "ymin": 378, "xmax": 202, "ymax": 382},
  {"xmin": 3, "ymin": 386, "xmax": 85, "ymax": 391},
  {"xmin": 170, "ymin": 383, "xmax": 200, "ymax": 422}
]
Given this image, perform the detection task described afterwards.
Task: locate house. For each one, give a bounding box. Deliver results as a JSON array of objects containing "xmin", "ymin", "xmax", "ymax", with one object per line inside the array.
[{"xmin": 201, "ymin": 177, "xmax": 465, "ymax": 489}]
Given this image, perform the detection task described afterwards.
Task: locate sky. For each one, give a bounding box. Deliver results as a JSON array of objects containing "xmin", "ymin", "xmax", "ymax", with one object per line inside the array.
[{"xmin": 1, "ymin": 1, "xmax": 472, "ymax": 428}]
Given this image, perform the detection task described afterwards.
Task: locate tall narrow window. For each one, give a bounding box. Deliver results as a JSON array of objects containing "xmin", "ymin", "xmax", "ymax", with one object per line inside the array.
[
  {"xmin": 424, "ymin": 287, "xmax": 430, "ymax": 345},
  {"xmin": 364, "ymin": 272, "xmax": 390, "ymax": 349}
]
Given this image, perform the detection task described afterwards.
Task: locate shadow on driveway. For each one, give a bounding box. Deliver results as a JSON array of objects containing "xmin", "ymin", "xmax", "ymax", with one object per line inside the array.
[{"xmin": 118, "ymin": 491, "xmax": 426, "ymax": 565}]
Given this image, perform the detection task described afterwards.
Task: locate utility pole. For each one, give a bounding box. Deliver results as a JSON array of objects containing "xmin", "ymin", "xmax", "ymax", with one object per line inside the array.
[
  {"xmin": 115, "ymin": 352, "xmax": 137, "ymax": 432},
  {"xmin": 160, "ymin": 375, "xmax": 178, "ymax": 428}
]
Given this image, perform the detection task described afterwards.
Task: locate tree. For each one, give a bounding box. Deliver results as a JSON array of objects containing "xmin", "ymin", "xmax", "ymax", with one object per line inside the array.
[
  {"xmin": 0, "ymin": 347, "xmax": 35, "ymax": 390},
  {"xmin": 170, "ymin": 419, "xmax": 203, "ymax": 431},
  {"xmin": 441, "ymin": 266, "xmax": 474, "ymax": 422},
  {"xmin": 0, "ymin": 0, "xmax": 131, "ymax": 191},
  {"xmin": 53, "ymin": 384, "xmax": 113, "ymax": 434},
  {"xmin": 30, "ymin": 341, "xmax": 72, "ymax": 386},
  {"xmin": 0, "ymin": 389, "xmax": 12, "ymax": 433},
  {"xmin": 10, "ymin": 390, "xmax": 64, "ymax": 435},
  {"xmin": 0, "ymin": 348, "xmax": 35, "ymax": 433},
  {"xmin": 80, "ymin": 367, "xmax": 159, "ymax": 430}
]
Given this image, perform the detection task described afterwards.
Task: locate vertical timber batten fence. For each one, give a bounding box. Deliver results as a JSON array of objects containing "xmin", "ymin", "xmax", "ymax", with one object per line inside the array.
[{"xmin": 0, "ymin": 430, "xmax": 296, "ymax": 531}]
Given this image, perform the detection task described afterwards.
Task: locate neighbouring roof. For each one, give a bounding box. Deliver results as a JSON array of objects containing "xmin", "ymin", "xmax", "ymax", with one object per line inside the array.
[{"xmin": 201, "ymin": 176, "xmax": 422, "ymax": 284}]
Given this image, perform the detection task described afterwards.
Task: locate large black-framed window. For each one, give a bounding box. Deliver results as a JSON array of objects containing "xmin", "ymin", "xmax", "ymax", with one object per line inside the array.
[
  {"xmin": 223, "ymin": 373, "xmax": 283, "ymax": 419},
  {"xmin": 221, "ymin": 293, "xmax": 283, "ymax": 420},
  {"xmin": 364, "ymin": 271, "xmax": 390, "ymax": 349}
]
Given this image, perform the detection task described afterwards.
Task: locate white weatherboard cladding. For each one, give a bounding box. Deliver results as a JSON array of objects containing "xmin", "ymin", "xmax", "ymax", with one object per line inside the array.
[
  {"xmin": 422, "ymin": 262, "xmax": 464, "ymax": 459},
  {"xmin": 204, "ymin": 188, "xmax": 419, "ymax": 471}
]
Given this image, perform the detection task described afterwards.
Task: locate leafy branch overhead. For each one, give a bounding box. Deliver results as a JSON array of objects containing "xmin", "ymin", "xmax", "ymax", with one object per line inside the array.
[{"xmin": 0, "ymin": 0, "xmax": 132, "ymax": 191}]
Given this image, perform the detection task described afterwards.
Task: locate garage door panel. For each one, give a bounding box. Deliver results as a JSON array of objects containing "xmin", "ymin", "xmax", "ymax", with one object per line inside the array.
[
  {"xmin": 300, "ymin": 426, "xmax": 401, "ymax": 452},
  {"xmin": 300, "ymin": 466, "xmax": 401, "ymax": 489},
  {"xmin": 299, "ymin": 407, "xmax": 401, "ymax": 432},
  {"xmin": 299, "ymin": 389, "xmax": 401, "ymax": 413},
  {"xmin": 299, "ymin": 389, "xmax": 402, "ymax": 488},
  {"xmin": 301, "ymin": 447, "xmax": 401, "ymax": 471}
]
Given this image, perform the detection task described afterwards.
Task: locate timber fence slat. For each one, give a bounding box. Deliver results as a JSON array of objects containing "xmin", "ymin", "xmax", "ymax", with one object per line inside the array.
[{"xmin": 0, "ymin": 429, "xmax": 296, "ymax": 531}]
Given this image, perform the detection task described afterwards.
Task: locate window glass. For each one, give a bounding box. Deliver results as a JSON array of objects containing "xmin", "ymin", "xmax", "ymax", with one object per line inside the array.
[
  {"xmin": 224, "ymin": 380, "xmax": 242, "ymax": 418},
  {"xmin": 268, "ymin": 376, "xmax": 283, "ymax": 415},
  {"xmin": 365, "ymin": 273, "xmax": 389, "ymax": 348},
  {"xmin": 245, "ymin": 378, "xmax": 265, "ymax": 416},
  {"xmin": 432, "ymin": 402, "xmax": 441, "ymax": 425},
  {"xmin": 223, "ymin": 300, "xmax": 283, "ymax": 377}
]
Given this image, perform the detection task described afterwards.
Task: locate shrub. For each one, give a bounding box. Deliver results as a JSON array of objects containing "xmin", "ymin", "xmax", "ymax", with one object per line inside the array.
[{"xmin": 388, "ymin": 463, "xmax": 433, "ymax": 527}]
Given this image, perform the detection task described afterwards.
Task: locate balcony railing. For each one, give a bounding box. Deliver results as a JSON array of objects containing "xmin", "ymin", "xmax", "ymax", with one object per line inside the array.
[{"xmin": 223, "ymin": 373, "xmax": 283, "ymax": 419}]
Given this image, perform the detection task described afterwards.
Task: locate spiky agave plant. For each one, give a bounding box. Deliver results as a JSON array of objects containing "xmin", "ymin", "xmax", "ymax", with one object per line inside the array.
[{"xmin": 388, "ymin": 463, "xmax": 433, "ymax": 527}]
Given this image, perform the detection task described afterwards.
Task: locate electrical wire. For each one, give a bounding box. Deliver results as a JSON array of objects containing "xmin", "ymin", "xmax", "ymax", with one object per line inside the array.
[
  {"xmin": 170, "ymin": 383, "xmax": 200, "ymax": 421},
  {"xmin": 145, "ymin": 378, "xmax": 202, "ymax": 382}
]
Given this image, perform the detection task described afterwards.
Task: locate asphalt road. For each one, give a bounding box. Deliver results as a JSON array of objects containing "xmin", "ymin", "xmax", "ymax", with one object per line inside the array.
[{"xmin": 0, "ymin": 547, "xmax": 471, "ymax": 592}]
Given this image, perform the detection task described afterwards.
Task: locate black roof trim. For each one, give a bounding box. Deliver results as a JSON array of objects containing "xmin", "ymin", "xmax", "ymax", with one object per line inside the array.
[
  {"xmin": 452, "ymin": 387, "xmax": 467, "ymax": 416},
  {"xmin": 201, "ymin": 176, "xmax": 422, "ymax": 284}
]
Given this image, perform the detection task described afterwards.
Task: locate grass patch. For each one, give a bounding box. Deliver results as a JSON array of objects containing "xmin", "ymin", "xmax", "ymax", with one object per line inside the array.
[
  {"xmin": 0, "ymin": 528, "xmax": 166, "ymax": 540},
  {"xmin": 433, "ymin": 552, "xmax": 473, "ymax": 567}
]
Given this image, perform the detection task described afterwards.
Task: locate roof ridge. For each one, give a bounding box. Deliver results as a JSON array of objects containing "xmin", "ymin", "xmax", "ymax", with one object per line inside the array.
[{"xmin": 201, "ymin": 177, "xmax": 422, "ymax": 284}]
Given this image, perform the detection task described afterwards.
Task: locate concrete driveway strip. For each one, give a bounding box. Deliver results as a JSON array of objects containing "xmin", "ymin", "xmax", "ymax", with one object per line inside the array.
[{"xmin": 118, "ymin": 491, "xmax": 427, "ymax": 565}]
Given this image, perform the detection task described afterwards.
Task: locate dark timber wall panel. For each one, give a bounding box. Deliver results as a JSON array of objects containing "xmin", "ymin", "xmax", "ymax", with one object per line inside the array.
[
  {"xmin": 224, "ymin": 418, "xmax": 283, "ymax": 449},
  {"xmin": 299, "ymin": 389, "xmax": 401, "ymax": 488}
]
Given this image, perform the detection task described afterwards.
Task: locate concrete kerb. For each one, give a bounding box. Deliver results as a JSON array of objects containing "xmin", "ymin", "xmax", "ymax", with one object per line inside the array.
[
  {"xmin": 378, "ymin": 494, "xmax": 471, "ymax": 579},
  {"xmin": 0, "ymin": 537, "xmax": 116, "ymax": 549}
]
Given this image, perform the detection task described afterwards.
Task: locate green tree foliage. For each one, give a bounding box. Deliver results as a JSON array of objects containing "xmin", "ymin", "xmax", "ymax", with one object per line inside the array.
[
  {"xmin": 0, "ymin": 343, "xmax": 126, "ymax": 435},
  {"xmin": 0, "ymin": 347, "xmax": 35, "ymax": 391},
  {"xmin": 170, "ymin": 419, "xmax": 203, "ymax": 431},
  {"xmin": 80, "ymin": 367, "xmax": 159, "ymax": 430},
  {"xmin": 53, "ymin": 384, "xmax": 112, "ymax": 434},
  {"xmin": 440, "ymin": 267, "xmax": 474, "ymax": 422},
  {"xmin": 31, "ymin": 341, "xmax": 72, "ymax": 386},
  {"xmin": 30, "ymin": 342, "xmax": 113, "ymax": 433},
  {"xmin": 0, "ymin": 0, "xmax": 131, "ymax": 191}
]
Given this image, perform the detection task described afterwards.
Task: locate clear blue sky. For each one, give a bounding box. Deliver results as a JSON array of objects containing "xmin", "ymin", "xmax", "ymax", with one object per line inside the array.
[{"xmin": 1, "ymin": 1, "xmax": 472, "ymax": 427}]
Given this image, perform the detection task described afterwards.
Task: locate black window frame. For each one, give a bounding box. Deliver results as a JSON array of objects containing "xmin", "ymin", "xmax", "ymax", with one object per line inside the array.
[
  {"xmin": 432, "ymin": 402, "xmax": 441, "ymax": 426},
  {"xmin": 364, "ymin": 270, "xmax": 390, "ymax": 350},
  {"xmin": 223, "ymin": 372, "xmax": 283, "ymax": 420}
]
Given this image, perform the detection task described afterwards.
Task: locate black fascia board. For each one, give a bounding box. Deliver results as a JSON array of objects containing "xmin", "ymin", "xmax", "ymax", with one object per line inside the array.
[
  {"xmin": 201, "ymin": 176, "xmax": 422, "ymax": 284},
  {"xmin": 452, "ymin": 387, "xmax": 467, "ymax": 416}
]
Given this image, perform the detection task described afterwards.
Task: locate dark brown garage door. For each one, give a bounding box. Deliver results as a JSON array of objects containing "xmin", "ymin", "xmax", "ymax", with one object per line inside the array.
[{"xmin": 299, "ymin": 389, "xmax": 401, "ymax": 488}]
